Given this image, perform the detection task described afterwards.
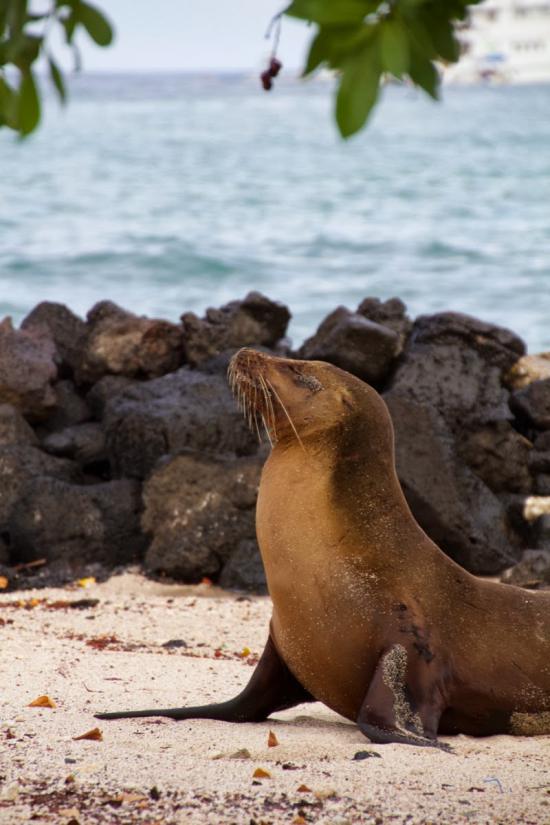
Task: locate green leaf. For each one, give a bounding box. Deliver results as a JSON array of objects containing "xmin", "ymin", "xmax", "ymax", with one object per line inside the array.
[
  {"xmin": 286, "ymin": 0, "xmax": 377, "ymax": 25},
  {"xmin": 397, "ymin": 0, "xmax": 430, "ymax": 12},
  {"xmin": 421, "ymin": 11, "xmax": 460, "ymax": 62},
  {"xmin": 408, "ymin": 46, "xmax": 440, "ymax": 99},
  {"xmin": 0, "ymin": 76, "xmax": 18, "ymax": 129},
  {"xmin": 17, "ymin": 68, "xmax": 40, "ymax": 135},
  {"xmin": 7, "ymin": 0, "xmax": 27, "ymax": 37},
  {"xmin": 380, "ymin": 18, "xmax": 410, "ymax": 77},
  {"xmin": 303, "ymin": 29, "xmax": 330, "ymax": 75},
  {"xmin": 62, "ymin": 10, "xmax": 77, "ymax": 43},
  {"xmin": 78, "ymin": 2, "xmax": 113, "ymax": 46},
  {"xmin": 48, "ymin": 56, "xmax": 66, "ymax": 102},
  {"xmin": 335, "ymin": 34, "xmax": 381, "ymax": 138},
  {"xmin": 11, "ymin": 33, "xmax": 42, "ymax": 70},
  {"xmin": 303, "ymin": 23, "xmax": 373, "ymax": 74},
  {"xmin": 406, "ymin": 18, "xmax": 437, "ymax": 58}
]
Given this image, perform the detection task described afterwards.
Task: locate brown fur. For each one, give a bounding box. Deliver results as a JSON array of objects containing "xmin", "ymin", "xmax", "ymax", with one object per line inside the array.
[
  {"xmin": 96, "ymin": 348, "xmax": 550, "ymax": 747},
  {"xmin": 230, "ymin": 348, "xmax": 550, "ymax": 739}
]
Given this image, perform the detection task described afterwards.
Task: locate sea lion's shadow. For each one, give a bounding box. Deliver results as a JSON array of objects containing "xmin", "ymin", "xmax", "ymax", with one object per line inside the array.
[{"xmin": 272, "ymin": 713, "xmax": 357, "ymax": 733}]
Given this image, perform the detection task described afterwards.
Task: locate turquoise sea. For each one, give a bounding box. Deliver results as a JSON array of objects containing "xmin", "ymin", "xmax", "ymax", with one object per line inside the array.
[{"xmin": 1, "ymin": 74, "xmax": 549, "ymax": 350}]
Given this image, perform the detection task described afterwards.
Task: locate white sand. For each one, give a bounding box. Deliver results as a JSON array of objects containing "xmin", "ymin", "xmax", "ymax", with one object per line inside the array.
[{"xmin": 1, "ymin": 570, "xmax": 549, "ymax": 824}]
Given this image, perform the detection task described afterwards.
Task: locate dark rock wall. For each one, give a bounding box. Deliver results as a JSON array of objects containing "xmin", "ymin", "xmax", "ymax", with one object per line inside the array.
[{"xmin": 0, "ymin": 293, "xmax": 548, "ymax": 591}]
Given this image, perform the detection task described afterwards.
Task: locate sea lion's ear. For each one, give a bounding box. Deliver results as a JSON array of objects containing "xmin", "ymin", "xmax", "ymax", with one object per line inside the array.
[{"xmin": 340, "ymin": 390, "xmax": 355, "ymax": 411}]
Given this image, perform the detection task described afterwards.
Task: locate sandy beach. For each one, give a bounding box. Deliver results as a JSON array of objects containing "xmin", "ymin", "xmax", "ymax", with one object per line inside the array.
[{"xmin": 1, "ymin": 570, "xmax": 549, "ymax": 825}]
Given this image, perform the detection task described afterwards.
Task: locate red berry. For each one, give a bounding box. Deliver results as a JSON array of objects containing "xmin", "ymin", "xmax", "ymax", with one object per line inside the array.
[
  {"xmin": 269, "ymin": 58, "xmax": 282, "ymax": 77},
  {"xmin": 260, "ymin": 70, "xmax": 273, "ymax": 91}
]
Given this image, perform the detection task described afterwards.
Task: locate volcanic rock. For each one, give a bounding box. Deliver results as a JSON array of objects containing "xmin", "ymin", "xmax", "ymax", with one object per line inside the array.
[
  {"xmin": 181, "ymin": 292, "xmax": 290, "ymax": 367},
  {"xmin": 457, "ymin": 421, "xmax": 532, "ymax": 494},
  {"xmin": 143, "ymin": 453, "xmax": 261, "ymax": 581},
  {"xmin": 501, "ymin": 549, "xmax": 550, "ymax": 589},
  {"xmin": 0, "ymin": 404, "xmax": 38, "ymax": 446},
  {"xmin": 410, "ymin": 312, "xmax": 525, "ymax": 371},
  {"xmin": 510, "ymin": 379, "xmax": 550, "ymax": 431},
  {"xmin": 506, "ymin": 352, "xmax": 550, "ymax": 390},
  {"xmin": 357, "ymin": 296, "xmax": 412, "ymax": 351},
  {"xmin": 9, "ymin": 477, "xmax": 144, "ymax": 566},
  {"xmin": 41, "ymin": 422, "xmax": 106, "ymax": 466},
  {"xmin": 219, "ymin": 539, "xmax": 267, "ymax": 593},
  {"xmin": 388, "ymin": 312, "xmax": 524, "ymax": 431},
  {"xmin": 0, "ymin": 445, "xmax": 80, "ymax": 528},
  {"xmin": 0, "ymin": 318, "xmax": 57, "ymax": 419},
  {"xmin": 103, "ymin": 367, "xmax": 258, "ymax": 479},
  {"xmin": 21, "ymin": 302, "xmax": 87, "ymax": 377},
  {"xmin": 77, "ymin": 301, "xmax": 184, "ymax": 384},
  {"xmin": 385, "ymin": 393, "xmax": 520, "ymax": 574},
  {"xmin": 41, "ymin": 380, "xmax": 92, "ymax": 433},
  {"xmin": 299, "ymin": 306, "xmax": 399, "ymax": 386},
  {"xmin": 86, "ymin": 375, "xmax": 137, "ymax": 418}
]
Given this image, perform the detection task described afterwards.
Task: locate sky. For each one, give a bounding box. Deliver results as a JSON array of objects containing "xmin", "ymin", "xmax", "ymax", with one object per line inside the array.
[{"xmin": 72, "ymin": 1, "xmax": 311, "ymax": 72}]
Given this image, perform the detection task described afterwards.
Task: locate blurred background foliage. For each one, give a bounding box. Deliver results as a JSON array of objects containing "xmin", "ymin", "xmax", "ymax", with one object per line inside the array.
[
  {"xmin": 0, "ymin": 0, "xmax": 112, "ymax": 135},
  {"xmin": 0, "ymin": 0, "xmax": 480, "ymax": 139}
]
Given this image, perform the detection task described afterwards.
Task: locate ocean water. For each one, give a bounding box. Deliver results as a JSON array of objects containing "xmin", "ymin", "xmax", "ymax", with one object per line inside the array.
[{"xmin": 1, "ymin": 73, "xmax": 549, "ymax": 351}]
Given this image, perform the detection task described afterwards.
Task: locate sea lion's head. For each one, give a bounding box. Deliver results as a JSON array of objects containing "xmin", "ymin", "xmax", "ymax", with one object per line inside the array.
[{"xmin": 228, "ymin": 348, "xmax": 393, "ymax": 452}]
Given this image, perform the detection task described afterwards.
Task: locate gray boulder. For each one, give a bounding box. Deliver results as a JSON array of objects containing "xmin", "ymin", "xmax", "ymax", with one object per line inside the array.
[
  {"xmin": 299, "ymin": 306, "xmax": 399, "ymax": 385},
  {"xmin": 181, "ymin": 292, "xmax": 290, "ymax": 367},
  {"xmin": 86, "ymin": 375, "xmax": 137, "ymax": 418},
  {"xmin": 77, "ymin": 301, "xmax": 184, "ymax": 384},
  {"xmin": 411, "ymin": 312, "xmax": 525, "ymax": 371},
  {"xmin": 0, "ymin": 536, "xmax": 9, "ymax": 565},
  {"xmin": 21, "ymin": 302, "xmax": 87, "ymax": 377},
  {"xmin": 0, "ymin": 445, "xmax": 80, "ymax": 528},
  {"xmin": 0, "ymin": 404, "xmax": 38, "ymax": 446},
  {"xmin": 103, "ymin": 367, "xmax": 258, "ymax": 479},
  {"xmin": 0, "ymin": 318, "xmax": 57, "ymax": 420},
  {"xmin": 143, "ymin": 453, "xmax": 261, "ymax": 581},
  {"xmin": 530, "ymin": 433, "xmax": 550, "ymax": 499},
  {"xmin": 385, "ymin": 394, "xmax": 520, "ymax": 574},
  {"xmin": 41, "ymin": 422, "xmax": 106, "ymax": 466},
  {"xmin": 510, "ymin": 379, "xmax": 550, "ymax": 431},
  {"xmin": 9, "ymin": 478, "xmax": 144, "ymax": 566},
  {"xmin": 383, "ymin": 310, "xmax": 529, "ymax": 574},
  {"xmin": 388, "ymin": 312, "xmax": 524, "ymax": 431},
  {"xmin": 219, "ymin": 539, "xmax": 267, "ymax": 594},
  {"xmin": 534, "ymin": 475, "xmax": 550, "ymax": 495},
  {"xmin": 41, "ymin": 380, "xmax": 92, "ymax": 433},
  {"xmin": 457, "ymin": 421, "xmax": 532, "ymax": 494},
  {"xmin": 357, "ymin": 296, "xmax": 412, "ymax": 351},
  {"xmin": 501, "ymin": 549, "xmax": 550, "ymax": 590}
]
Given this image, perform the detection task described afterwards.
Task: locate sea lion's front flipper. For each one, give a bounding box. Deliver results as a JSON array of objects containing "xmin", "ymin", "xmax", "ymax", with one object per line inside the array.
[
  {"xmin": 96, "ymin": 634, "xmax": 313, "ymax": 721},
  {"xmin": 357, "ymin": 644, "xmax": 452, "ymax": 752}
]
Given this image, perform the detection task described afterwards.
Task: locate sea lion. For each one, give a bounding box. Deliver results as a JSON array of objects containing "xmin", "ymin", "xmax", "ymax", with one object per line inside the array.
[{"xmin": 97, "ymin": 349, "xmax": 550, "ymax": 748}]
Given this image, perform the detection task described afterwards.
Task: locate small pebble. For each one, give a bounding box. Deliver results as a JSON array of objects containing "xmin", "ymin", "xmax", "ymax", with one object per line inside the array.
[{"xmin": 353, "ymin": 750, "xmax": 381, "ymax": 760}]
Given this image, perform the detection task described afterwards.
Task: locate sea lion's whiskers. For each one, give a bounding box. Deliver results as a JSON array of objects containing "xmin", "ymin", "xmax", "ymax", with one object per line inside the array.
[
  {"xmin": 253, "ymin": 409, "xmax": 262, "ymax": 443},
  {"xmin": 229, "ymin": 366, "xmax": 264, "ymax": 444},
  {"xmin": 264, "ymin": 377, "xmax": 277, "ymax": 438},
  {"xmin": 261, "ymin": 413, "xmax": 274, "ymax": 447},
  {"xmin": 252, "ymin": 385, "xmax": 262, "ymax": 443},
  {"xmin": 265, "ymin": 377, "xmax": 307, "ymax": 453},
  {"xmin": 259, "ymin": 373, "xmax": 277, "ymax": 442},
  {"xmin": 247, "ymin": 394, "xmax": 254, "ymax": 431}
]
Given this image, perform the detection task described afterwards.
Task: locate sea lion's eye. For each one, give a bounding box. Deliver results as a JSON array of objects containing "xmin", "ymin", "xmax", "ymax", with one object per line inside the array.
[{"xmin": 296, "ymin": 373, "xmax": 322, "ymax": 393}]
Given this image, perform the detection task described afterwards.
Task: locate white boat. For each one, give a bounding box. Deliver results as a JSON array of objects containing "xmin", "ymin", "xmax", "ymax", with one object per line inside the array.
[{"xmin": 446, "ymin": 0, "xmax": 550, "ymax": 83}]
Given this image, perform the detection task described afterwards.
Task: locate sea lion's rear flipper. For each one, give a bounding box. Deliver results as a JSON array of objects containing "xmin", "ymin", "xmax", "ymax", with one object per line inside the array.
[
  {"xmin": 95, "ymin": 634, "xmax": 313, "ymax": 722},
  {"xmin": 357, "ymin": 644, "xmax": 452, "ymax": 752}
]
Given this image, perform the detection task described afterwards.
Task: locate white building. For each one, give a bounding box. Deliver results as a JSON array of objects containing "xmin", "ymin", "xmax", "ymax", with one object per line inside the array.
[{"xmin": 446, "ymin": 0, "xmax": 550, "ymax": 83}]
